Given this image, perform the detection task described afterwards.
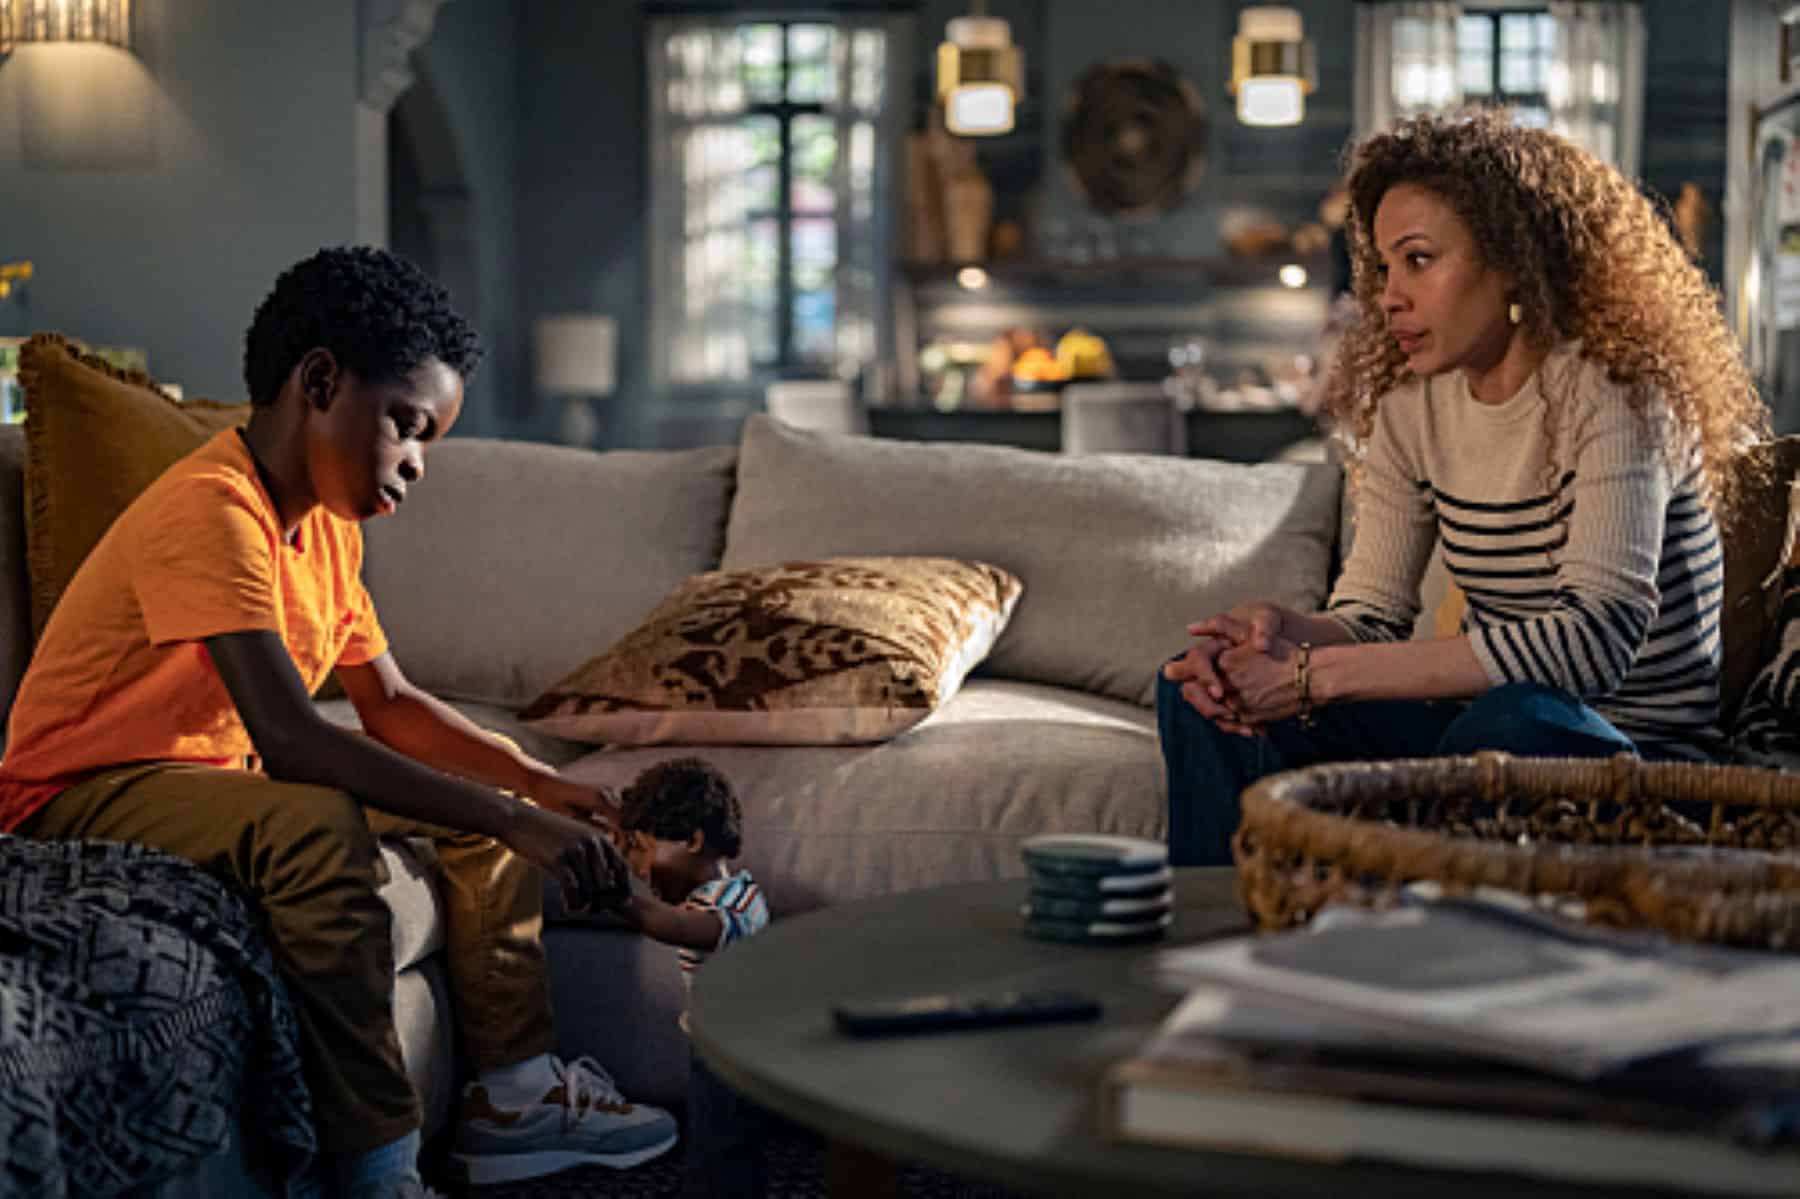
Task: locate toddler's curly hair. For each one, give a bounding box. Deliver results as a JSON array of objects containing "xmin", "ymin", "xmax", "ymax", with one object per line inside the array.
[{"xmin": 618, "ymin": 757, "xmax": 743, "ymax": 859}]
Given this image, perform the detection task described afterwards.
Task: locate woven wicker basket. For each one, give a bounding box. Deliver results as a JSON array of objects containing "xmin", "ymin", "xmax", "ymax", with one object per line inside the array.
[{"xmin": 1232, "ymin": 752, "xmax": 1800, "ymax": 952}]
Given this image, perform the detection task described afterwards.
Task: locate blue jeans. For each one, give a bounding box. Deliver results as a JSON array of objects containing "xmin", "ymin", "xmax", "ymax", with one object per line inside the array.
[{"xmin": 1156, "ymin": 675, "xmax": 1639, "ymax": 866}]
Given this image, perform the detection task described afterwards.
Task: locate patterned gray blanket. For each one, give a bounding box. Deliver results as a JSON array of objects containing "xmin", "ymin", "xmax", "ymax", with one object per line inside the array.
[{"xmin": 0, "ymin": 836, "xmax": 314, "ymax": 1197}]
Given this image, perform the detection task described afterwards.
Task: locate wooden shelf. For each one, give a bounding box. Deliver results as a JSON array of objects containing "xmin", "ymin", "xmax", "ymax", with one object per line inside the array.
[{"xmin": 901, "ymin": 254, "xmax": 1332, "ymax": 291}]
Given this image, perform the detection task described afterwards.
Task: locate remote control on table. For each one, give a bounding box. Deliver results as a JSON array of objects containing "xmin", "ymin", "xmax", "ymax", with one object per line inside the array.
[{"xmin": 832, "ymin": 989, "xmax": 1102, "ymax": 1037}]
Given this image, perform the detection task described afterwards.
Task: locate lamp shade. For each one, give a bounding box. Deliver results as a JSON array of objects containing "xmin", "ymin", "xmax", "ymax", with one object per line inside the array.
[
  {"xmin": 0, "ymin": 0, "xmax": 131, "ymax": 53},
  {"xmin": 1230, "ymin": 4, "xmax": 1315, "ymax": 128},
  {"xmin": 533, "ymin": 314, "xmax": 616, "ymax": 396},
  {"xmin": 937, "ymin": 12, "xmax": 1023, "ymax": 137}
]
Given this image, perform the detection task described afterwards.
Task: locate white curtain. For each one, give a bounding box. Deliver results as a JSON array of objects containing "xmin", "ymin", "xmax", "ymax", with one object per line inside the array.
[
  {"xmin": 1355, "ymin": 2, "xmax": 1463, "ymax": 139},
  {"xmin": 648, "ymin": 21, "xmax": 754, "ymax": 388},
  {"xmin": 1547, "ymin": 1, "xmax": 1646, "ymax": 177},
  {"xmin": 828, "ymin": 21, "xmax": 892, "ymax": 381}
]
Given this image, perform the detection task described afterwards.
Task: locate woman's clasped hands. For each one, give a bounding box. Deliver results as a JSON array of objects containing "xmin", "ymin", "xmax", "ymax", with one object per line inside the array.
[{"xmin": 1162, "ymin": 602, "xmax": 1306, "ymax": 736}]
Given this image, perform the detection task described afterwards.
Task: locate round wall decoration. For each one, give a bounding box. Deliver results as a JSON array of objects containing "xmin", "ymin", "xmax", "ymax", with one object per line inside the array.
[{"xmin": 1060, "ymin": 58, "xmax": 1206, "ymax": 219}]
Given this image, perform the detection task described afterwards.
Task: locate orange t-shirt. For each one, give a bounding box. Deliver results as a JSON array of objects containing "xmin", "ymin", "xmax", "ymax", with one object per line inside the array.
[{"xmin": 0, "ymin": 428, "xmax": 388, "ymax": 830}]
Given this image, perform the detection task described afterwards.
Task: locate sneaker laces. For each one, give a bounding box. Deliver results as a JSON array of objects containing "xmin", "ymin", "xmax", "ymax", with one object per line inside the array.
[{"xmin": 550, "ymin": 1054, "xmax": 628, "ymax": 1127}]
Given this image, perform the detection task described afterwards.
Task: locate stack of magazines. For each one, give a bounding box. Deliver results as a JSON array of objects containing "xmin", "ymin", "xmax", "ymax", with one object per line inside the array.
[{"xmin": 1103, "ymin": 892, "xmax": 1800, "ymax": 1193}]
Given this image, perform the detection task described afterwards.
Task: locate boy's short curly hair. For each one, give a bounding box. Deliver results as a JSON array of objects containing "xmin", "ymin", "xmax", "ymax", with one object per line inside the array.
[
  {"xmin": 618, "ymin": 757, "xmax": 742, "ymax": 858},
  {"xmin": 242, "ymin": 246, "xmax": 484, "ymax": 408}
]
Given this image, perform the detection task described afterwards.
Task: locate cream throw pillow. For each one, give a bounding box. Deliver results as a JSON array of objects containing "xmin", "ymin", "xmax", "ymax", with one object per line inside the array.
[{"xmin": 518, "ymin": 557, "xmax": 1023, "ymax": 745}]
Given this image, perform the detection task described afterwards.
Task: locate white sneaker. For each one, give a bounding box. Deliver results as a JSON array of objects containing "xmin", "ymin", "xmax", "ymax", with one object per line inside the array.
[{"xmin": 451, "ymin": 1055, "xmax": 678, "ymax": 1185}]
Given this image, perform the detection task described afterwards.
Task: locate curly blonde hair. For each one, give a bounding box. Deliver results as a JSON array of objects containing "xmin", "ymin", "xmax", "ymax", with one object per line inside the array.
[{"xmin": 1321, "ymin": 108, "xmax": 1769, "ymax": 522}]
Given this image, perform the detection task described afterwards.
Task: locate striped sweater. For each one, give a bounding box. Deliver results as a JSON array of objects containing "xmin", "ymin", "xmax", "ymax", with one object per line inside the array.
[{"xmin": 1326, "ymin": 342, "xmax": 1724, "ymax": 760}]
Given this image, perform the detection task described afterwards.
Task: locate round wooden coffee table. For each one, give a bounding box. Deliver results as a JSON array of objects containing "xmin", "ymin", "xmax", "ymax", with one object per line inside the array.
[{"xmin": 688, "ymin": 867, "xmax": 1669, "ymax": 1198}]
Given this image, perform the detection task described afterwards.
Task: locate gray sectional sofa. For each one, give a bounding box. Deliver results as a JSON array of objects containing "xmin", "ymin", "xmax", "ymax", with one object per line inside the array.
[
  {"xmin": 350, "ymin": 412, "xmax": 1343, "ymax": 1111},
  {"xmin": 0, "ymin": 413, "xmax": 1345, "ymax": 1190}
]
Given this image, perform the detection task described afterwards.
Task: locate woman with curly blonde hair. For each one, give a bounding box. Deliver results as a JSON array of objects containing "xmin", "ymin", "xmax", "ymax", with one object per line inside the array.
[{"xmin": 1157, "ymin": 109, "xmax": 1770, "ymax": 866}]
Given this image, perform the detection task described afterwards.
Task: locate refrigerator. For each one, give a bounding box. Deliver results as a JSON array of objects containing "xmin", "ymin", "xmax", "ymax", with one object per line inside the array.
[{"xmin": 1746, "ymin": 92, "xmax": 1800, "ymax": 435}]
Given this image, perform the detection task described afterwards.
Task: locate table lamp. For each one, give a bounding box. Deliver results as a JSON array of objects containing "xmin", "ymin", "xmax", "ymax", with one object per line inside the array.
[{"xmin": 534, "ymin": 314, "xmax": 616, "ymax": 448}]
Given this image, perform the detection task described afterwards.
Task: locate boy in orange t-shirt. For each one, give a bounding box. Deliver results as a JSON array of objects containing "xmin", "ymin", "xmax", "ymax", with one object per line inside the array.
[{"xmin": 0, "ymin": 248, "xmax": 675, "ymax": 1198}]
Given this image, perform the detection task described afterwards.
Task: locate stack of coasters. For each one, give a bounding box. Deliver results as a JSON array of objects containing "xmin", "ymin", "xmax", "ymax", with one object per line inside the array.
[{"xmin": 1020, "ymin": 834, "xmax": 1173, "ymax": 944}]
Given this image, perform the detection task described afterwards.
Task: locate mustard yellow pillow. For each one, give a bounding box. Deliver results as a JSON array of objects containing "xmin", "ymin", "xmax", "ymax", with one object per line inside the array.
[
  {"xmin": 518, "ymin": 556, "xmax": 1024, "ymax": 745},
  {"xmin": 20, "ymin": 333, "xmax": 248, "ymax": 638}
]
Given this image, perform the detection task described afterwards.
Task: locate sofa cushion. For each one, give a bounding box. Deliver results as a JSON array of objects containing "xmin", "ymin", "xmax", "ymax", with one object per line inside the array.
[
  {"xmin": 550, "ymin": 678, "xmax": 1163, "ymax": 915},
  {"xmin": 361, "ymin": 439, "xmax": 737, "ymax": 709},
  {"xmin": 375, "ymin": 840, "xmax": 446, "ymax": 974},
  {"xmin": 519, "ymin": 557, "xmax": 1022, "ymax": 746},
  {"xmin": 722, "ymin": 415, "xmax": 1342, "ymax": 707},
  {"xmin": 16, "ymin": 333, "xmax": 245, "ymax": 638}
]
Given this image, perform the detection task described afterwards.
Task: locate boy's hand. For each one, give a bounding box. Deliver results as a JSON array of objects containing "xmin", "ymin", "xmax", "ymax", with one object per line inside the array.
[
  {"xmin": 505, "ymin": 804, "xmax": 631, "ymax": 911},
  {"xmin": 606, "ymin": 870, "xmax": 658, "ymax": 927},
  {"xmin": 532, "ymin": 776, "xmax": 621, "ymax": 833}
]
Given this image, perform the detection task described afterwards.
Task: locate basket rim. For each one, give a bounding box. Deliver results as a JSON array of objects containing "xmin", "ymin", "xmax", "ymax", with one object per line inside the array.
[{"xmin": 1238, "ymin": 751, "xmax": 1800, "ymax": 896}]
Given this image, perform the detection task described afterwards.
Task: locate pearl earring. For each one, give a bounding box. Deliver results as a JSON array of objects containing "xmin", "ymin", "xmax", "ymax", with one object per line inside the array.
[{"xmin": 1507, "ymin": 301, "xmax": 1522, "ymax": 326}]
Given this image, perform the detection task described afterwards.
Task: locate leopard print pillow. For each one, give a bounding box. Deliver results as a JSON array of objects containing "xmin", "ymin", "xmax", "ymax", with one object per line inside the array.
[{"xmin": 518, "ymin": 557, "xmax": 1023, "ymax": 745}]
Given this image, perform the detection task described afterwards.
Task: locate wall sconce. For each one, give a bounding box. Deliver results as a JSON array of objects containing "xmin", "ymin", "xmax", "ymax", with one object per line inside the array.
[
  {"xmin": 936, "ymin": 2, "xmax": 1023, "ymax": 137},
  {"xmin": 1230, "ymin": 5, "xmax": 1315, "ymax": 127},
  {"xmin": 0, "ymin": 0, "xmax": 132, "ymax": 53},
  {"xmin": 534, "ymin": 314, "xmax": 616, "ymax": 449},
  {"xmin": 0, "ymin": 261, "xmax": 31, "ymax": 301}
]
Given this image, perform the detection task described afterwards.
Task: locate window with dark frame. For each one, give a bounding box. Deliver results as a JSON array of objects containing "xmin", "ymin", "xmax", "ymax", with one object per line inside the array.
[
  {"xmin": 732, "ymin": 21, "xmax": 841, "ymax": 373},
  {"xmin": 1457, "ymin": 9, "xmax": 1556, "ymax": 128}
]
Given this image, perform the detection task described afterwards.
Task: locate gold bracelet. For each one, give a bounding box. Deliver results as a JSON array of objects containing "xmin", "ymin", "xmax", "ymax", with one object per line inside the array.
[{"xmin": 1294, "ymin": 641, "xmax": 1315, "ymax": 728}]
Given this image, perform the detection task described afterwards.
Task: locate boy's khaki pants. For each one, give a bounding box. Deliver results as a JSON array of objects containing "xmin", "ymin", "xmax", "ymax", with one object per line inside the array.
[{"xmin": 21, "ymin": 762, "xmax": 557, "ymax": 1155}]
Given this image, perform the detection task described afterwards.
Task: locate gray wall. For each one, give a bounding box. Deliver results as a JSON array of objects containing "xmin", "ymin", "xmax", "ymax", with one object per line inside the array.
[
  {"xmin": 514, "ymin": 0, "xmax": 649, "ymax": 446},
  {"xmin": 0, "ymin": 0, "xmax": 361, "ymax": 401},
  {"xmin": 1032, "ymin": 0, "xmax": 1354, "ymax": 257},
  {"xmin": 407, "ymin": 0, "xmax": 521, "ymax": 438}
]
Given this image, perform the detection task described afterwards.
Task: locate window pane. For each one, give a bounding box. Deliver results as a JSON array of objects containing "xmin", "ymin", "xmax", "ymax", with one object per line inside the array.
[
  {"xmin": 848, "ymin": 121, "xmax": 876, "ymax": 223},
  {"xmin": 791, "ymin": 116, "xmax": 837, "ymax": 214},
  {"xmin": 1500, "ymin": 50, "xmax": 1540, "ymax": 94},
  {"xmin": 747, "ymin": 217, "xmax": 779, "ymax": 291},
  {"xmin": 1513, "ymin": 106, "xmax": 1550, "ymax": 130},
  {"xmin": 743, "ymin": 115, "xmax": 780, "ymax": 212},
  {"xmin": 792, "ymin": 217, "xmax": 837, "ymax": 291},
  {"xmin": 793, "ymin": 287, "xmax": 837, "ymax": 364},
  {"xmin": 1536, "ymin": 13, "xmax": 1557, "ymax": 54},
  {"xmin": 740, "ymin": 24, "xmax": 783, "ymax": 103},
  {"xmin": 1458, "ymin": 15, "xmax": 1491, "ymax": 52},
  {"xmin": 1500, "ymin": 13, "xmax": 1537, "ymax": 51},
  {"xmin": 850, "ymin": 30, "xmax": 885, "ymax": 112},
  {"xmin": 747, "ymin": 303, "xmax": 778, "ymax": 366},
  {"xmin": 708, "ymin": 29, "xmax": 744, "ymax": 114},
  {"xmin": 747, "ymin": 218, "xmax": 780, "ymax": 364},
  {"xmin": 683, "ymin": 125, "xmax": 753, "ymax": 236},
  {"xmin": 1460, "ymin": 52, "xmax": 1493, "ymax": 96},
  {"xmin": 787, "ymin": 24, "xmax": 837, "ymax": 103}
]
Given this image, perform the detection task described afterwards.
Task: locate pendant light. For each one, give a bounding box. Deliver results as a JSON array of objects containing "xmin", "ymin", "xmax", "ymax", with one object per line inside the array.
[
  {"xmin": 1230, "ymin": 5, "xmax": 1315, "ymax": 127},
  {"xmin": 936, "ymin": 1, "xmax": 1024, "ymax": 137}
]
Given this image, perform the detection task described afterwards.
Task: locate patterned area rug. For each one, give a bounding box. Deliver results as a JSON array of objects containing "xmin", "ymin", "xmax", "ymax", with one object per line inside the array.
[{"xmin": 433, "ymin": 1118, "xmax": 1028, "ymax": 1199}]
